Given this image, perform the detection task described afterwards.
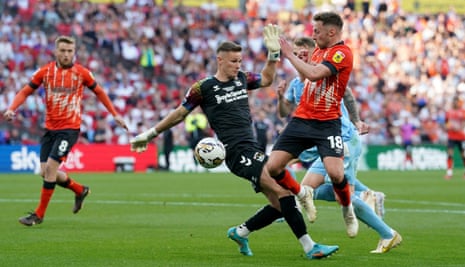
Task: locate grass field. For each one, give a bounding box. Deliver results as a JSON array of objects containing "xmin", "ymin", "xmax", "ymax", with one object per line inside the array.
[{"xmin": 1, "ymin": 170, "xmax": 464, "ymax": 267}]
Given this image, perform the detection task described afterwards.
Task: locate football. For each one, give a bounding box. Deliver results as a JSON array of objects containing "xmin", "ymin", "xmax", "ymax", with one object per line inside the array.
[{"xmin": 194, "ymin": 137, "xmax": 226, "ymax": 169}]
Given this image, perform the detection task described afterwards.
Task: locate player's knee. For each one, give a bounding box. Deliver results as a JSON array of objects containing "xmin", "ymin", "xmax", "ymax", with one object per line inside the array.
[
  {"xmin": 327, "ymin": 170, "xmax": 344, "ymax": 183},
  {"xmin": 39, "ymin": 169, "xmax": 45, "ymax": 179},
  {"xmin": 266, "ymin": 162, "xmax": 285, "ymax": 177}
]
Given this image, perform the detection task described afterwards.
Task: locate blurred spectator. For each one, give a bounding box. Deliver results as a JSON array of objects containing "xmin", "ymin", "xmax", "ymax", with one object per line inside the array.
[
  {"xmin": 139, "ymin": 36, "xmax": 156, "ymax": 81},
  {"xmin": 185, "ymin": 108, "xmax": 208, "ymax": 165},
  {"xmin": 0, "ymin": 0, "xmax": 463, "ymax": 150},
  {"xmin": 8, "ymin": 128, "xmax": 22, "ymax": 145},
  {"xmin": 0, "ymin": 129, "xmax": 8, "ymax": 144},
  {"xmin": 93, "ymin": 118, "xmax": 113, "ymax": 144},
  {"xmin": 253, "ymin": 110, "xmax": 272, "ymax": 152}
]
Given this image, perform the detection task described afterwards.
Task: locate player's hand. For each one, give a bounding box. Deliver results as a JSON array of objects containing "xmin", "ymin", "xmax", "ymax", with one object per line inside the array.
[
  {"xmin": 3, "ymin": 110, "xmax": 15, "ymax": 121},
  {"xmin": 130, "ymin": 127, "xmax": 158, "ymax": 153},
  {"xmin": 277, "ymin": 80, "xmax": 287, "ymax": 99},
  {"xmin": 114, "ymin": 115, "xmax": 129, "ymax": 131},
  {"xmin": 263, "ymin": 24, "xmax": 281, "ymax": 61},
  {"xmin": 355, "ymin": 121, "xmax": 370, "ymax": 135},
  {"xmin": 278, "ymin": 37, "xmax": 293, "ymax": 59}
]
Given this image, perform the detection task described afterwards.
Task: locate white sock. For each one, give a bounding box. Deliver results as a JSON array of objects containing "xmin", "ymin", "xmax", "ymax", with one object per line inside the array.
[
  {"xmin": 299, "ymin": 234, "xmax": 315, "ymax": 253},
  {"xmin": 236, "ymin": 223, "xmax": 250, "ymax": 237},
  {"xmin": 297, "ymin": 186, "xmax": 306, "ymax": 199}
]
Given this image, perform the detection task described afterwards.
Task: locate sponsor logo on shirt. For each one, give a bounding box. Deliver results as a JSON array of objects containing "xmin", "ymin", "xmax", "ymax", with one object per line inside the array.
[{"xmin": 332, "ymin": 51, "xmax": 345, "ymax": 63}]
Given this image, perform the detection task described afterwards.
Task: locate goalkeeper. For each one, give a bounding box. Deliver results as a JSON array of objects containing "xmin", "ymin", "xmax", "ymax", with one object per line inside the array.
[{"xmin": 130, "ymin": 25, "xmax": 339, "ymax": 259}]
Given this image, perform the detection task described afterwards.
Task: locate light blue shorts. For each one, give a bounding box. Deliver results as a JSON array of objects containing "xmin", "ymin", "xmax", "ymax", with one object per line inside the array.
[{"xmin": 304, "ymin": 133, "xmax": 362, "ymax": 185}]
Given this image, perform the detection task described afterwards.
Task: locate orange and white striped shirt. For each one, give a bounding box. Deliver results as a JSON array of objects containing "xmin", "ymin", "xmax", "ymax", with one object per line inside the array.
[
  {"xmin": 29, "ymin": 62, "xmax": 97, "ymax": 130},
  {"xmin": 294, "ymin": 42, "xmax": 353, "ymax": 121}
]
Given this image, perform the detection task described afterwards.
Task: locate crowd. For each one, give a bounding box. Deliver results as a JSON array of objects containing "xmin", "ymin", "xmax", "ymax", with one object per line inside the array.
[{"xmin": 0, "ymin": 0, "xmax": 464, "ymax": 149}]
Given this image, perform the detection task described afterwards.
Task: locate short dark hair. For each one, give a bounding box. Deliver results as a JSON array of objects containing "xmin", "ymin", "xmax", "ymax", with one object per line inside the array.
[
  {"xmin": 313, "ymin": 11, "xmax": 344, "ymax": 30},
  {"xmin": 216, "ymin": 41, "xmax": 242, "ymax": 54},
  {"xmin": 294, "ymin": 37, "xmax": 315, "ymax": 49}
]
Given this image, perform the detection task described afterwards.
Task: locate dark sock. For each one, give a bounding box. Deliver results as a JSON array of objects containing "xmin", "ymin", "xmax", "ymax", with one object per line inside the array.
[
  {"xmin": 245, "ymin": 205, "xmax": 282, "ymax": 232},
  {"xmin": 279, "ymin": 195, "xmax": 307, "ymax": 238}
]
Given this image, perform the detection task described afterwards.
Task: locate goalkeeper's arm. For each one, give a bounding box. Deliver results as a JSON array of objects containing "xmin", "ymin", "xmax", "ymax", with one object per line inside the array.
[
  {"xmin": 260, "ymin": 59, "xmax": 278, "ymax": 87},
  {"xmin": 131, "ymin": 106, "xmax": 190, "ymax": 152}
]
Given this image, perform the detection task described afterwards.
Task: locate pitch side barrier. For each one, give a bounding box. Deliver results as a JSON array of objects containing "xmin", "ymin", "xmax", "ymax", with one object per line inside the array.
[
  {"xmin": 0, "ymin": 144, "xmax": 157, "ymax": 173},
  {"xmin": 158, "ymin": 144, "xmax": 450, "ymax": 172},
  {"xmin": 0, "ymin": 144, "xmax": 450, "ymax": 173}
]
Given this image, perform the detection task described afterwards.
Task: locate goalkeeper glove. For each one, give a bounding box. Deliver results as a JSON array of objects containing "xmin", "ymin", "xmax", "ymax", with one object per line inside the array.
[
  {"xmin": 130, "ymin": 127, "xmax": 158, "ymax": 153},
  {"xmin": 263, "ymin": 24, "xmax": 281, "ymax": 61}
]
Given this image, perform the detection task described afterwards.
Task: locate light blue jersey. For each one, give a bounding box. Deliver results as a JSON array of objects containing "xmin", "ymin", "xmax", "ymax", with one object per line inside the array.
[{"xmin": 284, "ymin": 77, "xmax": 305, "ymax": 106}]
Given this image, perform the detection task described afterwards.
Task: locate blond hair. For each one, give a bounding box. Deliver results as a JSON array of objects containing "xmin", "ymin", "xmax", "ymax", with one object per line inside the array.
[{"xmin": 55, "ymin": 35, "xmax": 76, "ymax": 47}]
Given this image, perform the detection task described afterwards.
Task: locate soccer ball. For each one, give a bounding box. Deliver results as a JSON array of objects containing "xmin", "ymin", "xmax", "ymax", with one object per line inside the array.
[{"xmin": 194, "ymin": 137, "xmax": 226, "ymax": 169}]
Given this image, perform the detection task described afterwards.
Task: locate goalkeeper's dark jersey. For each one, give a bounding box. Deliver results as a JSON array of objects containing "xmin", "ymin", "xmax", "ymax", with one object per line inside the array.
[{"xmin": 181, "ymin": 71, "xmax": 262, "ymax": 152}]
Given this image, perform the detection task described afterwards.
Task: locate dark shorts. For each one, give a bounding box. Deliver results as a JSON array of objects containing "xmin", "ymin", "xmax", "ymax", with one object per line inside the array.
[
  {"xmin": 40, "ymin": 129, "xmax": 80, "ymax": 163},
  {"xmin": 273, "ymin": 117, "xmax": 343, "ymax": 159},
  {"xmin": 225, "ymin": 143, "xmax": 268, "ymax": 193},
  {"xmin": 447, "ymin": 139, "xmax": 465, "ymax": 153}
]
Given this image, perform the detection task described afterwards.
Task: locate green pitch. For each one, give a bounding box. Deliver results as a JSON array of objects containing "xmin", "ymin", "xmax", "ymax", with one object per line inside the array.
[{"xmin": 1, "ymin": 170, "xmax": 464, "ymax": 267}]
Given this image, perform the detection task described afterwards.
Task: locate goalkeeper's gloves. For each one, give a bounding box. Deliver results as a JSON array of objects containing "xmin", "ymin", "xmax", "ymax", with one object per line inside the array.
[
  {"xmin": 130, "ymin": 127, "xmax": 158, "ymax": 153},
  {"xmin": 263, "ymin": 24, "xmax": 281, "ymax": 62}
]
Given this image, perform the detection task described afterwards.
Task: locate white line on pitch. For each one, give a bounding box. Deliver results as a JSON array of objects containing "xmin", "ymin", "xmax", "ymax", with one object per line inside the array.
[{"xmin": 1, "ymin": 198, "xmax": 465, "ymax": 214}]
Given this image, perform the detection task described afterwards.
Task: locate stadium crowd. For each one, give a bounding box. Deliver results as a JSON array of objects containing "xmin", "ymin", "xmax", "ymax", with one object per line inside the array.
[{"xmin": 0, "ymin": 0, "xmax": 464, "ymax": 150}]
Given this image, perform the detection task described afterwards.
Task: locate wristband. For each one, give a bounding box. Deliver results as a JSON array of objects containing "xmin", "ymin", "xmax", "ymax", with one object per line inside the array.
[
  {"xmin": 148, "ymin": 127, "xmax": 158, "ymax": 139},
  {"xmin": 268, "ymin": 51, "xmax": 280, "ymax": 62}
]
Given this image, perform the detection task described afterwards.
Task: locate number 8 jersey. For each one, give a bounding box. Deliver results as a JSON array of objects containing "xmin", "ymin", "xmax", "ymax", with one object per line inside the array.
[{"xmin": 29, "ymin": 62, "xmax": 97, "ymax": 130}]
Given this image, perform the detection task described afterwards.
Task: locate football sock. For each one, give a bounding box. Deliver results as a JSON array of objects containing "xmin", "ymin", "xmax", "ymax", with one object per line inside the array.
[
  {"xmin": 332, "ymin": 176, "xmax": 351, "ymax": 206},
  {"xmin": 447, "ymin": 156, "xmax": 453, "ymax": 171},
  {"xmin": 352, "ymin": 195, "xmax": 393, "ymax": 239},
  {"xmin": 285, "ymin": 166, "xmax": 297, "ymax": 180},
  {"xmin": 279, "ymin": 195, "xmax": 307, "ymax": 239},
  {"xmin": 244, "ymin": 205, "xmax": 282, "ymax": 234},
  {"xmin": 299, "ymin": 234, "xmax": 316, "ymax": 254},
  {"xmin": 272, "ymin": 169, "xmax": 302, "ymax": 196},
  {"xmin": 35, "ymin": 181, "xmax": 56, "ymax": 218},
  {"xmin": 353, "ymin": 179, "xmax": 369, "ymax": 192},
  {"xmin": 236, "ymin": 223, "xmax": 251, "ymax": 237},
  {"xmin": 57, "ymin": 176, "xmax": 84, "ymax": 195}
]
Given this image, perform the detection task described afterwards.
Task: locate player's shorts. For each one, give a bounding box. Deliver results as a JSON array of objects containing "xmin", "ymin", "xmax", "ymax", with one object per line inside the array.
[
  {"xmin": 273, "ymin": 117, "xmax": 343, "ymax": 159},
  {"xmin": 298, "ymin": 147, "xmax": 320, "ymax": 164},
  {"xmin": 307, "ymin": 132, "xmax": 362, "ymax": 186},
  {"xmin": 447, "ymin": 139, "xmax": 465, "ymax": 152},
  {"xmin": 40, "ymin": 129, "xmax": 80, "ymax": 163},
  {"xmin": 225, "ymin": 143, "xmax": 267, "ymax": 193}
]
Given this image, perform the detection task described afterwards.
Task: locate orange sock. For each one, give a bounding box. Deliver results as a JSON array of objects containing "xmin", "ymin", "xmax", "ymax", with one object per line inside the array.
[
  {"xmin": 333, "ymin": 178, "xmax": 351, "ymax": 206},
  {"xmin": 58, "ymin": 176, "xmax": 84, "ymax": 195},
  {"xmin": 67, "ymin": 177, "xmax": 84, "ymax": 195},
  {"xmin": 447, "ymin": 157, "xmax": 453, "ymax": 170},
  {"xmin": 35, "ymin": 182, "xmax": 56, "ymax": 218},
  {"xmin": 273, "ymin": 169, "xmax": 301, "ymax": 195}
]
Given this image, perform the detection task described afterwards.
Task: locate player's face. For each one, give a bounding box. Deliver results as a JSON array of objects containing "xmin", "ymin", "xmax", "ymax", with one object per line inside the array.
[
  {"xmin": 293, "ymin": 45, "xmax": 313, "ymax": 63},
  {"xmin": 453, "ymin": 98, "xmax": 463, "ymax": 109},
  {"xmin": 217, "ymin": 51, "xmax": 242, "ymax": 80},
  {"xmin": 55, "ymin": 42, "xmax": 75, "ymax": 68},
  {"xmin": 312, "ymin": 21, "xmax": 332, "ymax": 49}
]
